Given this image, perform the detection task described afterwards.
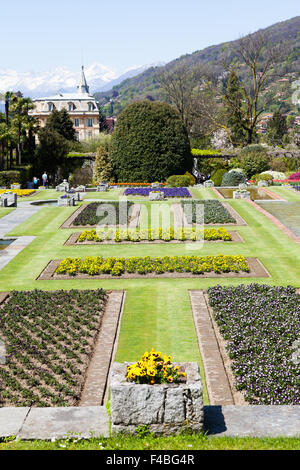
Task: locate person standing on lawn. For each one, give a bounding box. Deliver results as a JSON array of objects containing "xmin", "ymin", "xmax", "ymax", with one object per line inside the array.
[{"xmin": 42, "ymin": 171, "xmax": 48, "ymax": 189}]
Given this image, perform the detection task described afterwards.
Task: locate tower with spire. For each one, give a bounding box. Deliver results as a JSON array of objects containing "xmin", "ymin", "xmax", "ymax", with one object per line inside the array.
[{"xmin": 77, "ymin": 66, "xmax": 89, "ymax": 94}]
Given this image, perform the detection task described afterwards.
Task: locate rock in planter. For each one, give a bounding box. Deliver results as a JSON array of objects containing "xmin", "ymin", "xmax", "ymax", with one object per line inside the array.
[{"xmin": 110, "ymin": 362, "xmax": 203, "ymax": 435}]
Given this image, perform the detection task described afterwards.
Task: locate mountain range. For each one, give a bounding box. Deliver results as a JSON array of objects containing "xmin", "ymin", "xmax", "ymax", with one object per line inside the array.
[
  {"xmin": 95, "ymin": 16, "xmax": 300, "ymax": 117},
  {"xmin": 0, "ymin": 62, "xmax": 165, "ymax": 99}
]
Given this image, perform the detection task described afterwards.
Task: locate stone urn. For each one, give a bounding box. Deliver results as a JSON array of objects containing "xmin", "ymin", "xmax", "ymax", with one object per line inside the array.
[
  {"xmin": 110, "ymin": 362, "xmax": 203, "ymax": 435},
  {"xmin": 204, "ymin": 180, "xmax": 214, "ymax": 188}
]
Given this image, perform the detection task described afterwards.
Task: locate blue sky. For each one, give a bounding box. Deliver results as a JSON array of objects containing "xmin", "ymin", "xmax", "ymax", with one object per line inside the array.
[{"xmin": 1, "ymin": 0, "xmax": 299, "ymax": 73}]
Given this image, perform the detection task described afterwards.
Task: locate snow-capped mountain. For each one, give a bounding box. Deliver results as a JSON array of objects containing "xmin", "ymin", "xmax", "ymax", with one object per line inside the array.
[{"xmin": 0, "ymin": 62, "xmax": 165, "ymax": 99}]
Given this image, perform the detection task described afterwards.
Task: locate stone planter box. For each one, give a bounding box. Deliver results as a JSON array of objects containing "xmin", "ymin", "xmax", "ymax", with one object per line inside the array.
[
  {"xmin": 233, "ymin": 190, "xmax": 251, "ymax": 199},
  {"xmin": 110, "ymin": 362, "xmax": 203, "ymax": 435},
  {"xmin": 204, "ymin": 180, "xmax": 214, "ymax": 187},
  {"xmin": 149, "ymin": 191, "xmax": 164, "ymax": 201},
  {"xmin": 56, "ymin": 180, "xmax": 69, "ymax": 192},
  {"xmin": 151, "ymin": 182, "xmax": 161, "ymax": 188},
  {"xmin": 10, "ymin": 184, "xmax": 21, "ymax": 190},
  {"xmin": 0, "ymin": 192, "xmax": 17, "ymax": 207},
  {"xmin": 58, "ymin": 196, "xmax": 76, "ymax": 206},
  {"xmin": 258, "ymin": 180, "xmax": 268, "ymax": 187},
  {"xmin": 97, "ymin": 184, "xmax": 109, "ymax": 192}
]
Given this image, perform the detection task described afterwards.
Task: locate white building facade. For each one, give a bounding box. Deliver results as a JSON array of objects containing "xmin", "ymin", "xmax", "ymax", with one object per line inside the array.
[{"xmin": 30, "ymin": 67, "xmax": 100, "ymax": 141}]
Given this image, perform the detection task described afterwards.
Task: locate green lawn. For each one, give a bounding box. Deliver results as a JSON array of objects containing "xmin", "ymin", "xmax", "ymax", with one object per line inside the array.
[
  {"xmin": 1, "ymin": 434, "xmax": 300, "ymax": 450},
  {"xmin": 0, "ymin": 208, "xmax": 15, "ymax": 219},
  {"xmin": 269, "ymin": 186, "xmax": 300, "ymax": 201}
]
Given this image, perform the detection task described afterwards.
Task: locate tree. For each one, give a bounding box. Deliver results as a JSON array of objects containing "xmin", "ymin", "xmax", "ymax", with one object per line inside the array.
[
  {"xmin": 46, "ymin": 108, "xmax": 76, "ymax": 141},
  {"xmin": 93, "ymin": 145, "xmax": 113, "ymax": 183},
  {"xmin": 220, "ymin": 31, "xmax": 284, "ymax": 144},
  {"xmin": 10, "ymin": 93, "xmax": 35, "ymax": 165},
  {"xmin": 110, "ymin": 101, "xmax": 192, "ymax": 182},
  {"xmin": 266, "ymin": 111, "xmax": 288, "ymax": 146},
  {"xmin": 223, "ymin": 70, "xmax": 247, "ymax": 146},
  {"xmin": 35, "ymin": 127, "xmax": 69, "ymax": 181}
]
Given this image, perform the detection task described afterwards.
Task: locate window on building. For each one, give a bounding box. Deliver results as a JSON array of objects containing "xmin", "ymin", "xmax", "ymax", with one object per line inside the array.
[
  {"xmin": 74, "ymin": 118, "xmax": 80, "ymax": 127},
  {"xmin": 88, "ymin": 102, "xmax": 94, "ymax": 111},
  {"xmin": 88, "ymin": 118, "xmax": 93, "ymax": 127},
  {"xmin": 75, "ymin": 132, "xmax": 80, "ymax": 141},
  {"xmin": 68, "ymin": 102, "xmax": 75, "ymax": 111},
  {"xmin": 48, "ymin": 102, "xmax": 54, "ymax": 112},
  {"xmin": 88, "ymin": 131, "xmax": 92, "ymax": 138}
]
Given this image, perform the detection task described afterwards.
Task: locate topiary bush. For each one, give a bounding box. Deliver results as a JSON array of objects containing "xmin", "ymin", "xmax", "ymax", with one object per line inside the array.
[
  {"xmin": 221, "ymin": 170, "xmax": 247, "ymax": 186},
  {"xmin": 211, "ymin": 168, "xmax": 227, "ymax": 186},
  {"xmin": 110, "ymin": 101, "xmax": 192, "ymax": 182},
  {"xmin": 166, "ymin": 174, "xmax": 191, "ymax": 187},
  {"xmin": 184, "ymin": 171, "xmax": 196, "ymax": 186}
]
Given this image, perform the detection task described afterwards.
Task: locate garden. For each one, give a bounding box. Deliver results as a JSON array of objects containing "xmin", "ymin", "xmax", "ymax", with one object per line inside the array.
[
  {"xmin": 208, "ymin": 284, "xmax": 300, "ymax": 405},
  {"xmin": 0, "ymin": 289, "xmax": 108, "ymax": 407}
]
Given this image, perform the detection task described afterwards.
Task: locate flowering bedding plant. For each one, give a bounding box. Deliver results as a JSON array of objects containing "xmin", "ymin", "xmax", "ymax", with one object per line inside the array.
[
  {"xmin": 77, "ymin": 227, "xmax": 232, "ymax": 243},
  {"xmin": 182, "ymin": 200, "xmax": 236, "ymax": 224},
  {"xmin": 124, "ymin": 187, "xmax": 191, "ymax": 198},
  {"xmin": 208, "ymin": 284, "xmax": 300, "ymax": 404},
  {"xmin": 126, "ymin": 349, "xmax": 186, "ymax": 384},
  {"xmin": 56, "ymin": 254, "xmax": 249, "ymax": 277},
  {"xmin": 72, "ymin": 202, "xmax": 134, "ymax": 226},
  {"xmin": 0, "ymin": 189, "xmax": 35, "ymax": 197}
]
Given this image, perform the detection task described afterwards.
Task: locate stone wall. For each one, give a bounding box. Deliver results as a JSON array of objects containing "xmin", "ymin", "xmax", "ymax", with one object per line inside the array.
[{"xmin": 110, "ymin": 362, "xmax": 203, "ymax": 436}]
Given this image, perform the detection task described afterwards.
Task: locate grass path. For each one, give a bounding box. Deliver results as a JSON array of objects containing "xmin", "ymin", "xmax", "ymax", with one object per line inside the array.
[{"xmin": 267, "ymin": 186, "xmax": 300, "ymax": 201}]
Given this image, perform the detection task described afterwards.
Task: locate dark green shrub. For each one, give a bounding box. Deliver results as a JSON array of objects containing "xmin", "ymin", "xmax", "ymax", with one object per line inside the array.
[
  {"xmin": 110, "ymin": 101, "xmax": 192, "ymax": 182},
  {"xmin": 166, "ymin": 174, "xmax": 191, "ymax": 187},
  {"xmin": 184, "ymin": 171, "xmax": 196, "ymax": 186},
  {"xmin": 238, "ymin": 146, "xmax": 269, "ymax": 179},
  {"xmin": 251, "ymin": 173, "xmax": 273, "ymax": 183},
  {"xmin": 211, "ymin": 168, "xmax": 227, "ymax": 186},
  {"xmin": 221, "ymin": 170, "xmax": 247, "ymax": 186},
  {"xmin": 14, "ymin": 165, "xmax": 34, "ymax": 186},
  {"xmin": 0, "ymin": 171, "xmax": 21, "ymax": 187}
]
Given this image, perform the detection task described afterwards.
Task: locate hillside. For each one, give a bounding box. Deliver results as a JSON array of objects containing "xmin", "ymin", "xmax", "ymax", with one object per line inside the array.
[{"xmin": 95, "ymin": 16, "xmax": 300, "ymax": 117}]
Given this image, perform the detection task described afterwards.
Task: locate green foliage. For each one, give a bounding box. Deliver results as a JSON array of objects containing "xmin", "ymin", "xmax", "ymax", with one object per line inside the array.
[
  {"xmin": 184, "ymin": 171, "xmax": 196, "ymax": 186},
  {"xmin": 93, "ymin": 146, "xmax": 113, "ymax": 184},
  {"xmin": 35, "ymin": 128, "xmax": 70, "ymax": 179},
  {"xmin": 239, "ymin": 149, "xmax": 270, "ymax": 178},
  {"xmin": 191, "ymin": 149, "xmax": 221, "ymax": 156},
  {"xmin": 0, "ymin": 170, "xmax": 21, "ymax": 187},
  {"xmin": 166, "ymin": 174, "xmax": 191, "ymax": 187},
  {"xmin": 211, "ymin": 168, "xmax": 227, "ymax": 186},
  {"xmin": 266, "ymin": 111, "xmax": 288, "ymax": 146},
  {"xmin": 221, "ymin": 170, "xmax": 247, "ymax": 186},
  {"xmin": 46, "ymin": 108, "xmax": 76, "ymax": 142},
  {"xmin": 110, "ymin": 101, "xmax": 192, "ymax": 182},
  {"xmin": 14, "ymin": 164, "xmax": 34, "ymax": 185},
  {"xmin": 223, "ymin": 70, "xmax": 247, "ymax": 146},
  {"xmin": 251, "ymin": 173, "xmax": 273, "ymax": 183}
]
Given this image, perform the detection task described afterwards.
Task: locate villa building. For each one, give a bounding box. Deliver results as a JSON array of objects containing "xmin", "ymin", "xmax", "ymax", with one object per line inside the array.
[{"xmin": 30, "ymin": 67, "xmax": 100, "ymax": 141}]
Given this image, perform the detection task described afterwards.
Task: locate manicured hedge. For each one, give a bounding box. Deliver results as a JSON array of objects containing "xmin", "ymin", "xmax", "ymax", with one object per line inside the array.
[
  {"xmin": 0, "ymin": 171, "xmax": 21, "ymax": 187},
  {"xmin": 208, "ymin": 284, "xmax": 300, "ymax": 405},
  {"xmin": 110, "ymin": 101, "xmax": 192, "ymax": 182}
]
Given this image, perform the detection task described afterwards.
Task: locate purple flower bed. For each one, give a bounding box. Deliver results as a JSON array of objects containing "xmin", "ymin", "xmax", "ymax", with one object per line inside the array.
[
  {"xmin": 208, "ymin": 284, "xmax": 300, "ymax": 404},
  {"xmin": 124, "ymin": 187, "xmax": 191, "ymax": 198},
  {"xmin": 294, "ymin": 186, "xmax": 300, "ymax": 191}
]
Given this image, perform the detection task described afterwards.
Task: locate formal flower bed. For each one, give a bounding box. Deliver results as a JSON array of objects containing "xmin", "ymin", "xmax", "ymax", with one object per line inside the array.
[
  {"xmin": 56, "ymin": 255, "xmax": 249, "ymax": 277},
  {"xmin": 126, "ymin": 349, "xmax": 186, "ymax": 384},
  {"xmin": 77, "ymin": 227, "xmax": 232, "ymax": 243},
  {"xmin": 208, "ymin": 284, "xmax": 300, "ymax": 405},
  {"xmin": 0, "ymin": 189, "xmax": 35, "ymax": 197},
  {"xmin": 110, "ymin": 182, "xmax": 166, "ymax": 186},
  {"xmin": 124, "ymin": 187, "xmax": 191, "ymax": 198},
  {"xmin": 0, "ymin": 289, "xmax": 108, "ymax": 406},
  {"xmin": 183, "ymin": 200, "xmax": 236, "ymax": 224},
  {"xmin": 72, "ymin": 201, "xmax": 134, "ymax": 226}
]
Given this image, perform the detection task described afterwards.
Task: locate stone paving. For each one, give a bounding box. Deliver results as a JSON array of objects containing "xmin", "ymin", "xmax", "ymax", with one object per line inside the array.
[{"xmin": 1, "ymin": 405, "xmax": 300, "ymax": 439}]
